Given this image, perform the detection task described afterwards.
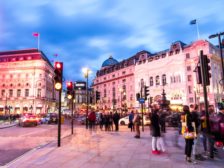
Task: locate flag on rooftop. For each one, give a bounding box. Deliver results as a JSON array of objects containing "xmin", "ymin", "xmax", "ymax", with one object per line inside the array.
[
  {"xmin": 32, "ymin": 32, "xmax": 39, "ymax": 37},
  {"xmin": 190, "ymin": 19, "xmax": 197, "ymax": 25}
]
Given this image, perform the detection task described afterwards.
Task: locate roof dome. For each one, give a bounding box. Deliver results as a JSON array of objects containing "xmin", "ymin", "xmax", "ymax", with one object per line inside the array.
[{"xmin": 102, "ymin": 56, "xmax": 118, "ymax": 67}]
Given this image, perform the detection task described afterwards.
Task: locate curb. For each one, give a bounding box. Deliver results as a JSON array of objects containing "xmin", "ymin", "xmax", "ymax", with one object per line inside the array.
[
  {"xmin": 0, "ymin": 123, "xmax": 17, "ymax": 129},
  {"xmin": 4, "ymin": 130, "xmax": 72, "ymax": 167}
]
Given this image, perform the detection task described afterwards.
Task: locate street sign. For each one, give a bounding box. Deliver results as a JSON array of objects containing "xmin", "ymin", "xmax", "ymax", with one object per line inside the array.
[{"xmin": 138, "ymin": 98, "xmax": 145, "ymax": 104}]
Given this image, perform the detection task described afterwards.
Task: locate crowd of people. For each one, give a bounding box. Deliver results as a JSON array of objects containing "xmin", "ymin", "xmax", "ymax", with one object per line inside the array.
[{"xmin": 83, "ymin": 103, "xmax": 224, "ymax": 164}]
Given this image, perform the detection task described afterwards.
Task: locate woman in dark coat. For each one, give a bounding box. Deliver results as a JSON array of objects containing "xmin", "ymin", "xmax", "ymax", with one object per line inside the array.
[
  {"xmin": 150, "ymin": 104, "xmax": 162, "ymax": 154},
  {"xmin": 182, "ymin": 105, "xmax": 195, "ymax": 162}
]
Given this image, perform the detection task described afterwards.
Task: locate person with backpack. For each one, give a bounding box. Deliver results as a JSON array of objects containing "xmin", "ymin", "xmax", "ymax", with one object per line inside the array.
[{"xmin": 88, "ymin": 111, "xmax": 96, "ymax": 130}]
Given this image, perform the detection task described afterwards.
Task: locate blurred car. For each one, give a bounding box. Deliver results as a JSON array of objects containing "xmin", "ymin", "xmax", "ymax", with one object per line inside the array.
[
  {"xmin": 75, "ymin": 115, "xmax": 86, "ymax": 124},
  {"xmin": 119, "ymin": 115, "xmax": 151, "ymax": 125},
  {"xmin": 18, "ymin": 113, "xmax": 39, "ymax": 127},
  {"xmin": 165, "ymin": 113, "xmax": 180, "ymax": 127},
  {"xmin": 45, "ymin": 113, "xmax": 58, "ymax": 124}
]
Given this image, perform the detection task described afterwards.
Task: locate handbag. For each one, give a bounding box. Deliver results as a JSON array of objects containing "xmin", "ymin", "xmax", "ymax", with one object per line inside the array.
[{"xmin": 181, "ymin": 115, "xmax": 196, "ymax": 139}]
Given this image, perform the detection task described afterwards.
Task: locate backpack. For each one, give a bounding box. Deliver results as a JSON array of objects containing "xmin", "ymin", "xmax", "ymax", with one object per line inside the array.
[{"xmin": 88, "ymin": 112, "xmax": 96, "ymax": 122}]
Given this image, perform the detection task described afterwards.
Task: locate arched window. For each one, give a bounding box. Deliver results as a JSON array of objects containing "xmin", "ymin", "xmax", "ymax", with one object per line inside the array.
[
  {"xmin": 162, "ymin": 74, "xmax": 166, "ymax": 85},
  {"xmin": 150, "ymin": 77, "xmax": 153, "ymax": 86},
  {"xmin": 156, "ymin": 76, "xmax": 160, "ymax": 86}
]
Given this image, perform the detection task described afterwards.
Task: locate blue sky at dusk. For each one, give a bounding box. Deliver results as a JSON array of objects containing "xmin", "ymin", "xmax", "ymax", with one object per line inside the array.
[{"xmin": 0, "ymin": 0, "xmax": 223, "ymax": 82}]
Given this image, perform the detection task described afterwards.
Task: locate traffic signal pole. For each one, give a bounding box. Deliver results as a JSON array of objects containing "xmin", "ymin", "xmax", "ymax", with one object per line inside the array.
[
  {"xmin": 71, "ymin": 95, "xmax": 74, "ymax": 135},
  {"xmin": 58, "ymin": 89, "xmax": 62, "ymax": 147},
  {"xmin": 199, "ymin": 50, "xmax": 210, "ymax": 133},
  {"xmin": 140, "ymin": 87, "xmax": 144, "ymax": 132}
]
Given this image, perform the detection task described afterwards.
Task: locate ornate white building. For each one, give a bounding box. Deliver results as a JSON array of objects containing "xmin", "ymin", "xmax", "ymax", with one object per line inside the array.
[
  {"xmin": 93, "ymin": 40, "xmax": 224, "ymax": 112},
  {"xmin": 0, "ymin": 49, "xmax": 56, "ymax": 115},
  {"xmin": 135, "ymin": 40, "xmax": 223, "ymax": 111}
]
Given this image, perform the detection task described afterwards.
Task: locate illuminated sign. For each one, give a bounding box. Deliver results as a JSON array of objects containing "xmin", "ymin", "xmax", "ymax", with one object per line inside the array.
[{"xmin": 74, "ymin": 82, "xmax": 86, "ymax": 90}]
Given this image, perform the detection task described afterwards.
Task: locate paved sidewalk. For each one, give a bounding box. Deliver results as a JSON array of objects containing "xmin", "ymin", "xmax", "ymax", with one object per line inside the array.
[
  {"xmin": 6, "ymin": 127, "xmax": 224, "ymax": 168},
  {"xmin": 0, "ymin": 121, "xmax": 17, "ymax": 129}
]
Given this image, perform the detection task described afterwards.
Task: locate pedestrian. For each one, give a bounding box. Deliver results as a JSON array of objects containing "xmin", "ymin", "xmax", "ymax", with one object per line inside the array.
[
  {"xmin": 190, "ymin": 104, "xmax": 205, "ymax": 162},
  {"xmin": 133, "ymin": 112, "xmax": 141, "ymax": 138},
  {"xmin": 181, "ymin": 105, "xmax": 196, "ymax": 163},
  {"xmin": 151, "ymin": 104, "xmax": 165, "ymax": 154},
  {"xmin": 109, "ymin": 112, "xmax": 113, "ymax": 131},
  {"xmin": 88, "ymin": 111, "xmax": 96, "ymax": 131},
  {"xmin": 209, "ymin": 104, "xmax": 224, "ymax": 159},
  {"xmin": 128, "ymin": 111, "xmax": 135, "ymax": 132},
  {"xmin": 99, "ymin": 113, "xmax": 105, "ymax": 130},
  {"xmin": 113, "ymin": 111, "xmax": 120, "ymax": 131}
]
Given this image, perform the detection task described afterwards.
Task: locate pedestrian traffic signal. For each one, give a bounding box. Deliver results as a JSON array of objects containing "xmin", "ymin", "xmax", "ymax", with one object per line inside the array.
[
  {"xmin": 144, "ymin": 86, "xmax": 149, "ymax": 100},
  {"xmin": 54, "ymin": 62, "xmax": 63, "ymax": 90},
  {"xmin": 136, "ymin": 93, "xmax": 140, "ymax": 100},
  {"xmin": 203, "ymin": 55, "xmax": 211, "ymax": 86},
  {"xmin": 66, "ymin": 81, "xmax": 73, "ymax": 99},
  {"xmin": 195, "ymin": 65, "xmax": 202, "ymax": 84},
  {"xmin": 96, "ymin": 91, "xmax": 100, "ymax": 101}
]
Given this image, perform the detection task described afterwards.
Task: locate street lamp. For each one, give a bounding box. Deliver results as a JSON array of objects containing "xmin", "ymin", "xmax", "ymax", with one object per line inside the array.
[
  {"xmin": 209, "ymin": 32, "xmax": 224, "ymax": 86},
  {"xmin": 82, "ymin": 67, "xmax": 92, "ymax": 129}
]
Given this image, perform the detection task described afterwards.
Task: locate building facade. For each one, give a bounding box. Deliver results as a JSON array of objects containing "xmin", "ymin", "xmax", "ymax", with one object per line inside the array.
[
  {"xmin": 0, "ymin": 49, "xmax": 56, "ymax": 115},
  {"xmin": 135, "ymin": 40, "xmax": 223, "ymax": 111},
  {"xmin": 93, "ymin": 40, "xmax": 224, "ymax": 112},
  {"xmin": 93, "ymin": 55, "xmax": 139, "ymax": 111}
]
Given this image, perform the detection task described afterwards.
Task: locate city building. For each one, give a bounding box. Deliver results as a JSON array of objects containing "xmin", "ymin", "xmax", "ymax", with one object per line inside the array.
[
  {"xmin": 0, "ymin": 49, "xmax": 56, "ymax": 115},
  {"xmin": 92, "ymin": 55, "xmax": 140, "ymax": 112},
  {"xmin": 135, "ymin": 40, "xmax": 223, "ymax": 111},
  {"xmin": 93, "ymin": 40, "xmax": 224, "ymax": 112}
]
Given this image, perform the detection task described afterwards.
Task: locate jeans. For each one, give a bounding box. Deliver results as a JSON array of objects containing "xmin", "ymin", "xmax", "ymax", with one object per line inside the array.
[{"xmin": 185, "ymin": 139, "xmax": 194, "ymax": 157}]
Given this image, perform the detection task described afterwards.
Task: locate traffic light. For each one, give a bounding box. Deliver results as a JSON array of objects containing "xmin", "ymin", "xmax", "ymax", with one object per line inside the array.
[
  {"xmin": 54, "ymin": 62, "xmax": 63, "ymax": 90},
  {"xmin": 203, "ymin": 55, "xmax": 211, "ymax": 86},
  {"xmin": 136, "ymin": 93, "xmax": 140, "ymax": 101},
  {"xmin": 66, "ymin": 81, "xmax": 73, "ymax": 99},
  {"xmin": 195, "ymin": 65, "xmax": 202, "ymax": 84},
  {"xmin": 96, "ymin": 91, "xmax": 100, "ymax": 101},
  {"xmin": 144, "ymin": 86, "xmax": 149, "ymax": 100}
]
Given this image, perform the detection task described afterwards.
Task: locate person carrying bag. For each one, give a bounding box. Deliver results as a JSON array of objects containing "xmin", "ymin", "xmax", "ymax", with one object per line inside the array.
[{"xmin": 181, "ymin": 105, "xmax": 196, "ymax": 163}]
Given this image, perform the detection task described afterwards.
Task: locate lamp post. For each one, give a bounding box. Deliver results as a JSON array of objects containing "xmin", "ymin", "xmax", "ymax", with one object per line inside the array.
[
  {"xmin": 209, "ymin": 32, "xmax": 224, "ymax": 86},
  {"xmin": 82, "ymin": 67, "xmax": 91, "ymax": 129}
]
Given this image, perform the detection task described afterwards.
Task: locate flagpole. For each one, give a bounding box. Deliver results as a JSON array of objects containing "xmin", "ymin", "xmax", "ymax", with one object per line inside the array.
[
  {"xmin": 38, "ymin": 34, "xmax": 40, "ymax": 50},
  {"xmin": 196, "ymin": 21, "xmax": 200, "ymax": 40}
]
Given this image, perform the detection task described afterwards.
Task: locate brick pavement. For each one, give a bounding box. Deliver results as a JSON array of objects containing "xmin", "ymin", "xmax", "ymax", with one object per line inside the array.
[{"xmin": 6, "ymin": 126, "xmax": 224, "ymax": 168}]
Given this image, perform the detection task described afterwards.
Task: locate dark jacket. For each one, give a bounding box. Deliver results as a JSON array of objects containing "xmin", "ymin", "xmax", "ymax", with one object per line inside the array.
[{"xmin": 150, "ymin": 110, "xmax": 161, "ymax": 137}]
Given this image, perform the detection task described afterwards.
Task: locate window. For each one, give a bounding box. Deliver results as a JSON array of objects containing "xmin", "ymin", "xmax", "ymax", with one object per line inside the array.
[
  {"xmin": 25, "ymin": 89, "xmax": 29, "ymax": 97},
  {"xmin": 186, "ymin": 53, "xmax": 190, "ymax": 59},
  {"xmin": 188, "ymin": 86, "xmax": 192, "ymax": 94},
  {"xmin": 104, "ymin": 77, "xmax": 106, "ymax": 80},
  {"xmin": 1, "ymin": 90, "xmax": 5, "ymax": 97},
  {"xmin": 17, "ymin": 89, "xmax": 21, "ymax": 97},
  {"xmin": 104, "ymin": 89, "xmax": 106, "ymax": 98},
  {"xmin": 187, "ymin": 66, "xmax": 191, "ymax": 71},
  {"xmin": 156, "ymin": 76, "xmax": 160, "ymax": 85},
  {"xmin": 189, "ymin": 97, "xmax": 194, "ymax": 103},
  {"xmin": 112, "ymin": 74, "xmax": 115, "ymax": 78},
  {"xmin": 37, "ymin": 89, "xmax": 41, "ymax": 97},
  {"xmin": 150, "ymin": 77, "xmax": 153, "ymax": 86},
  {"xmin": 187, "ymin": 75, "xmax": 192, "ymax": 82},
  {"xmin": 122, "ymin": 71, "xmax": 126, "ymax": 75},
  {"xmin": 9, "ymin": 89, "xmax": 13, "ymax": 97},
  {"xmin": 162, "ymin": 74, "xmax": 166, "ymax": 85},
  {"xmin": 175, "ymin": 50, "xmax": 180, "ymax": 54},
  {"xmin": 122, "ymin": 79, "xmax": 126, "ymax": 83}
]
